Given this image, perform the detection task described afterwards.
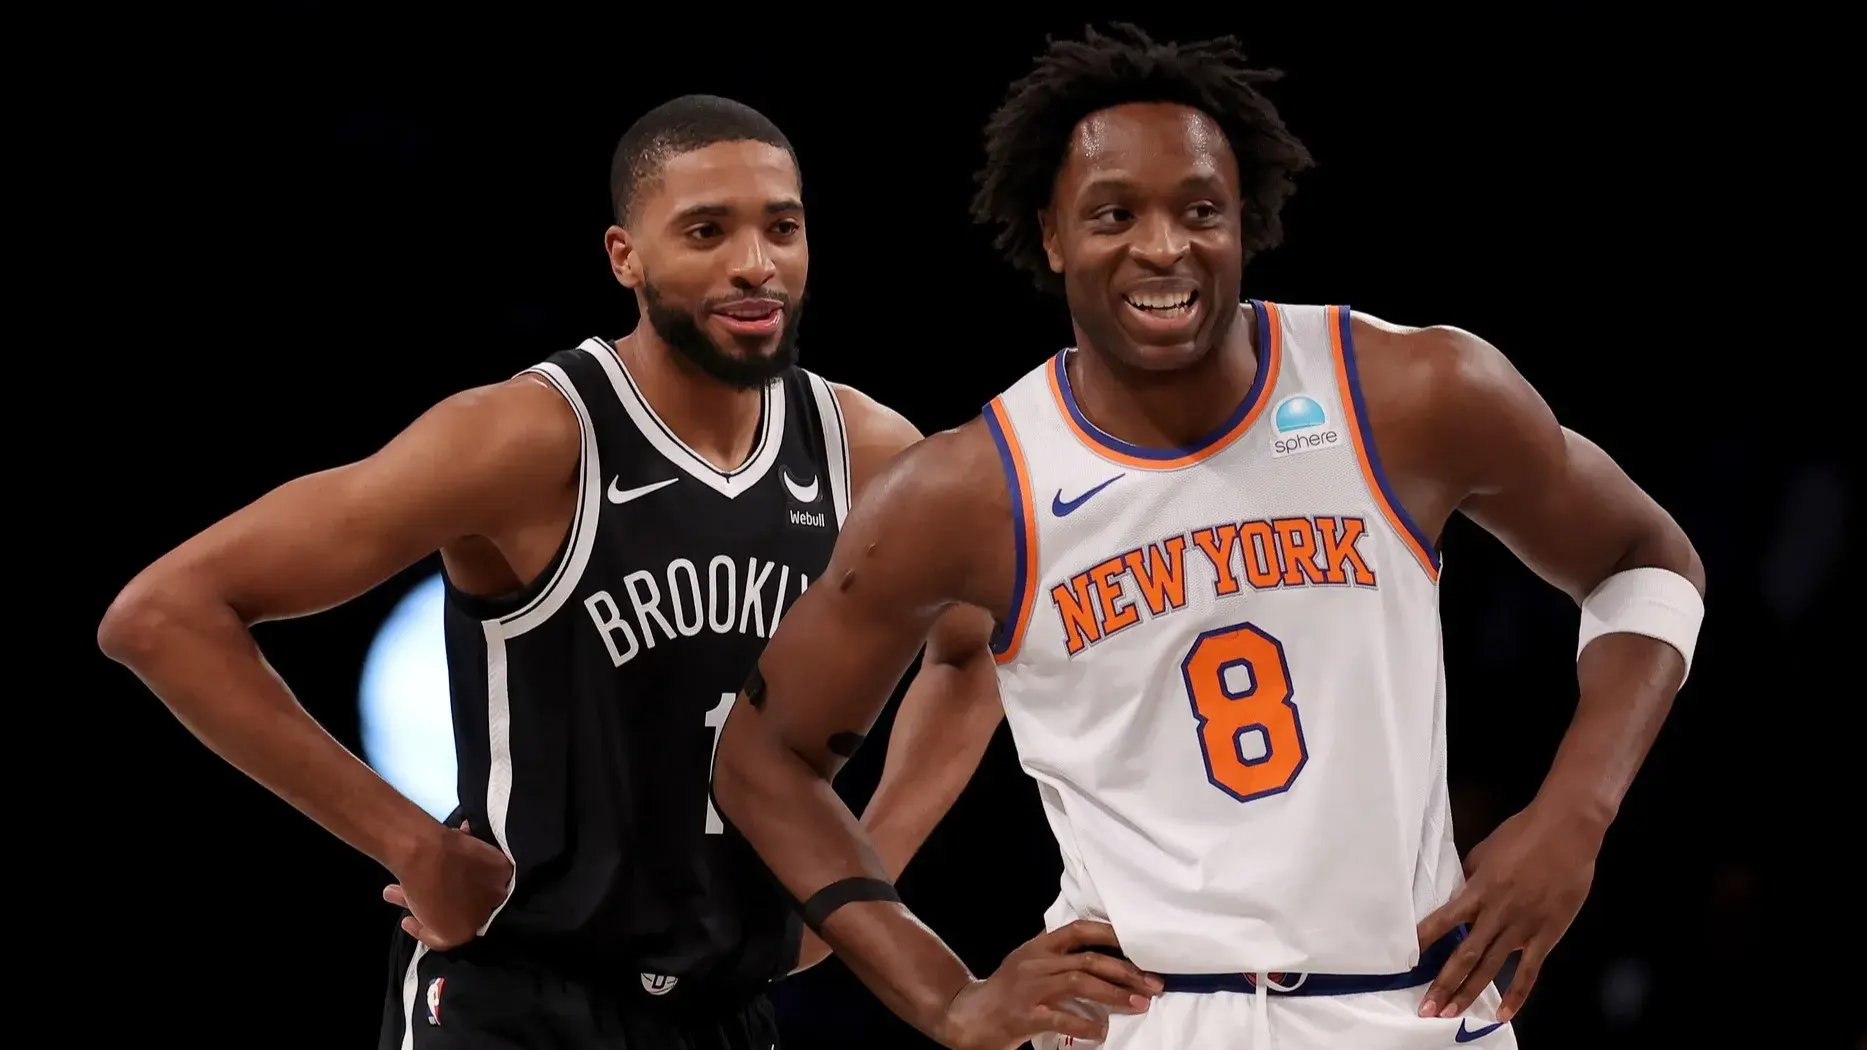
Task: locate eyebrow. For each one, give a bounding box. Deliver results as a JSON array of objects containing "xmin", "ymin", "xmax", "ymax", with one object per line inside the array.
[
  {"xmin": 1079, "ymin": 173, "xmax": 1226, "ymax": 197},
  {"xmin": 671, "ymin": 199, "xmax": 805, "ymax": 223}
]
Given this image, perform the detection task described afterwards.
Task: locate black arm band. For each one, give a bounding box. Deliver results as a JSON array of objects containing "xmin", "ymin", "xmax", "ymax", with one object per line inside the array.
[{"xmin": 799, "ymin": 876, "xmax": 900, "ymax": 933}]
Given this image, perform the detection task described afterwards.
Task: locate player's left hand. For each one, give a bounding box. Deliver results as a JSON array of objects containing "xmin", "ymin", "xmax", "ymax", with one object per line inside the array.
[
  {"xmin": 382, "ymin": 819, "xmax": 514, "ymax": 951},
  {"xmin": 1414, "ymin": 802, "xmax": 1603, "ymax": 1023}
]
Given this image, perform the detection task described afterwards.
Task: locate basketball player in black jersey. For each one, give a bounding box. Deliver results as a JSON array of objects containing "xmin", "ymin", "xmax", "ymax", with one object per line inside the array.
[{"xmin": 96, "ymin": 95, "xmax": 1011, "ymax": 1049}]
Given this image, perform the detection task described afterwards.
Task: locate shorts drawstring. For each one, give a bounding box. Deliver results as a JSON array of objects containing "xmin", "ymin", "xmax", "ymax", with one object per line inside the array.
[{"xmin": 1251, "ymin": 972, "xmax": 1271, "ymax": 1047}]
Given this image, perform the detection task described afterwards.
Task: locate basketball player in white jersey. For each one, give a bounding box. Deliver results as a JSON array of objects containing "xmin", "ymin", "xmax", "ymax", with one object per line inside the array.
[{"xmin": 711, "ymin": 23, "xmax": 1706, "ymax": 1050}]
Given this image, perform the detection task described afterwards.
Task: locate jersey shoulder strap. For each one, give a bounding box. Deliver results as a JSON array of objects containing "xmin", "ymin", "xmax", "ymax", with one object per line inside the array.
[
  {"xmin": 516, "ymin": 339, "xmax": 634, "ymax": 446},
  {"xmin": 442, "ymin": 341, "xmax": 608, "ymax": 628},
  {"xmin": 785, "ymin": 366, "xmax": 853, "ymax": 529}
]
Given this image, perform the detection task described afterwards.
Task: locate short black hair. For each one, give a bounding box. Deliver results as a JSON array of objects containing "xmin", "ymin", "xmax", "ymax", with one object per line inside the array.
[
  {"xmin": 609, "ymin": 94, "xmax": 797, "ymax": 225},
  {"xmin": 970, "ymin": 23, "xmax": 1316, "ymax": 294}
]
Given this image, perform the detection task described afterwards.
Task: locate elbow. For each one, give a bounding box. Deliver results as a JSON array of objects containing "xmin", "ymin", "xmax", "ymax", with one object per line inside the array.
[
  {"xmin": 709, "ymin": 735, "xmax": 752, "ymax": 824},
  {"xmin": 97, "ymin": 570, "xmax": 201, "ymax": 669},
  {"xmin": 1651, "ymin": 514, "xmax": 1706, "ymax": 600},
  {"xmin": 1607, "ymin": 512, "xmax": 1706, "ymax": 603},
  {"xmin": 1678, "ymin": 535, "xmax": 1707, "ymax": 601},
  {"xmin": 709, "ymin": 714, "xmax": 772, "ymax": 827},
  {"xmin": 711, "ymin": 706, "xmax": 830, "ymax": 829}
]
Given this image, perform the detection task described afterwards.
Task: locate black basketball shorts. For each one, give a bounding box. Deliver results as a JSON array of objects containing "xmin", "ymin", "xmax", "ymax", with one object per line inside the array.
[{"xmin": 379, "ymin": 927, "xmax": 779, "ymax": 1050}]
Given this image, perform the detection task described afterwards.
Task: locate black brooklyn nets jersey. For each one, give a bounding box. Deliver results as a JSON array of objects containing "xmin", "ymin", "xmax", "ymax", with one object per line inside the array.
[{"xmin": 440, "ymin": 337, "xmax": 850, "ymax": 997}]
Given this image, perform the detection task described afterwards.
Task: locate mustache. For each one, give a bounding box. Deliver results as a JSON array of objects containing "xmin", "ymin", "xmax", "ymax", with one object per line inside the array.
[{"xmin": 703, "ymin": 289, "xmax": 793, "ymax": 311}]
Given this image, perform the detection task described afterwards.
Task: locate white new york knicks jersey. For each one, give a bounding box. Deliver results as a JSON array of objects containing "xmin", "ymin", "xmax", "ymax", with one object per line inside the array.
[{"xmin": 982, "ymin": 300, "xmax": 1461, "ymax": 976}]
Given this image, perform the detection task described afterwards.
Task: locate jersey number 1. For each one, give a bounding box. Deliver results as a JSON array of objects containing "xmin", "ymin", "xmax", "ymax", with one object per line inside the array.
[
  {"xmin": 1180, "ymin": 622, "xmax": 1308, "ymax": 803},
  {"xmin": 705, "ymin": 692, "xmax": 733, "ymax": 835}
]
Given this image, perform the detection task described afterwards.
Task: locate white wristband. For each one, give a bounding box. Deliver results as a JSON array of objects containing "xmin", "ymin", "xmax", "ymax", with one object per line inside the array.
[{"xmin": 1576, "ymin": 567, "xmax": 1704, "ymax": 682}]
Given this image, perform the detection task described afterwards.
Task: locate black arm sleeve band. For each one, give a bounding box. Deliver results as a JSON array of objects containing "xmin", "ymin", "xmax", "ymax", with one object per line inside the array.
[{"xmin": 799, "ymin": 876, "xmax": 901, "ymax": 933}]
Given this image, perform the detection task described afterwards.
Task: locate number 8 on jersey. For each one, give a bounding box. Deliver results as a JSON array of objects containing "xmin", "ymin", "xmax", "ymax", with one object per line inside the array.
[{"xmin": 1179, "ymin": 622, "xmax": 1308, "ymax": 803}]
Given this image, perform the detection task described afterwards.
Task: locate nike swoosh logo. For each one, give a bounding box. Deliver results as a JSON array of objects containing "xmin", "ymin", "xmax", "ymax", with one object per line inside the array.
[
  {"xmin": 1454, "ymin": 1019, "xmax": 1507, "ymax": 1042},
  {"xmin": 782, "ymin": 469, "xmax": 819, "ymax": 504},
  {"xmin": 1052, "ymin": 475, "xmax": 1122, "ymax": 517},
  {"xmin": 608, "ymin": 477, "xmax": 679, "ymax": 504}
]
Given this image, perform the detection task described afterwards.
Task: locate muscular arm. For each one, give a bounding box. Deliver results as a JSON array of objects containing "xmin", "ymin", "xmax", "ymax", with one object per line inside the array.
[
  {"xmin": 712, "ymin": 420, "xmax": 1013, "ymax": 1038},
  {"xmin": 833, "ymin": 385, "xmax": 1005, "ymax": 878},
  {"xmin": 781, "ymin": 388, "xmax": 1005, "ymax": 976},
  {"xmin": 96, "ymin": 375, "xmax": 580, "ymax": 876},
  {"xmin": 1363, "ymin": 316, "xmax": 1706, "ymax": 830},
  {"xmin": 859, "ymin": 605, "xmax": 1001, "ymax": 872}
]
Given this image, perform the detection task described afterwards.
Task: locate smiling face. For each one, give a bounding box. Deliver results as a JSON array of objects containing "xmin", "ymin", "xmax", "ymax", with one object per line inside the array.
[
  {"xmin": 609, "ymin": 139, "xmax": 808, "ymax": 387},
  {"xmin": 1040, "ymin": 102, "xmax": 1246, "ymax": 372}
]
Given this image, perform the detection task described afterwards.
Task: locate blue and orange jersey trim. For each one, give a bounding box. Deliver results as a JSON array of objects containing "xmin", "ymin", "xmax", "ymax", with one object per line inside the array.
[
  {"xmin": 983, "ymin": 399, "xmax": 1038, "ymax": 663},
  {"xmin": 1046, "ymin": 299, "xmax": 1283, "ymax": 470},
  {"xmin": 1327, "ymin": 304, "xmax": 1441, "ymax": 581}
]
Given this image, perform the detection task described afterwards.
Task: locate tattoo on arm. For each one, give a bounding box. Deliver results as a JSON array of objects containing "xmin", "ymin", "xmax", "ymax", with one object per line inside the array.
[
  {"xmin": 745, "ymin": 663, "xmax": 767, "ymax": 710},
  {"xmin": 744, "ymin": 659, "xmax": 865, "ymax": 761}
]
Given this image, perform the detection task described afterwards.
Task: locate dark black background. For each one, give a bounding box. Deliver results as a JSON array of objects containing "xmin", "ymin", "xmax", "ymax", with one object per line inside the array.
[{"xmin": 67, "ymin": 5, "xmax": 1847, "ymax": 1048}]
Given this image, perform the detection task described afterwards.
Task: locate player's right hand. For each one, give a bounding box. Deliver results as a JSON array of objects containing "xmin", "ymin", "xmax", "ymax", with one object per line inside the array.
[
  {"xmin": 382, "ymin": 819, "xmax": 514, "ymax": 951},
  {"xmin": 937, "ymin": 919, "xmax": 1161, "ymax": 1050}
]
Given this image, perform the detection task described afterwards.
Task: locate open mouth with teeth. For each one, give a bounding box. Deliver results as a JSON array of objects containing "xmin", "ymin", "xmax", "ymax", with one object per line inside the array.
[
  {"xmin": 716, "ymin": 301, "xmax": 781, "ymax": 321},
  {"xmin": 1123, "ymin": 289, "xmax": 1200, "ymax": 315},
  {"xmin": 711, "ymin": 299, "xmax": 786, "ymax": 337}
]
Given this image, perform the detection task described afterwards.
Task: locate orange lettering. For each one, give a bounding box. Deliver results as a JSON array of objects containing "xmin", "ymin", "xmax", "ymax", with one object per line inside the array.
[
  {"xmin": 1272, "ymin": 518, "xmax": 1326, "ymax": 586},
  {"xmin": 1124, "ymin": 537, "xmax": 1189, "ymax": 616},
  {"xmin": 1050, "ymin": 574, "xmax": 1102, "ymax": 655},
  {"xmin": 1192, "ymin": 525, "xmax": 1242, "ymax": 596}
]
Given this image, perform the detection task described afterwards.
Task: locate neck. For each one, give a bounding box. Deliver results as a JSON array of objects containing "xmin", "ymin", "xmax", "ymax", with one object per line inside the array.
[
  {"xmin": 1068, "ymin": 302, "xmax": 1260, "ymax": 449},
  {"xmin": 613, "ymin": 326, "xmax": 766, "ymax": 472}
]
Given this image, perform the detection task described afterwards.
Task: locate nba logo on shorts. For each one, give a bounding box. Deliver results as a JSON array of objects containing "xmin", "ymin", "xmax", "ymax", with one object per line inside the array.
[
  {"xmin": 1270, "ymin": 394, "xmax": 1341, "ymax": 458},
  {"xmin": 425, "ymin": 976, "xmax": 444, "ymax": 1025}
]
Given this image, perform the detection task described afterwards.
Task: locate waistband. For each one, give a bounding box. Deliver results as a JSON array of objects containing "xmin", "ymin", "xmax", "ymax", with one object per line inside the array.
[
  {"xmin": 1154, "ymin": 925, "xmax": 1465, "ymax": 997},
  {"xmin": 443, "ymin": 936, "xmax": 778, "ymax": 1011}
]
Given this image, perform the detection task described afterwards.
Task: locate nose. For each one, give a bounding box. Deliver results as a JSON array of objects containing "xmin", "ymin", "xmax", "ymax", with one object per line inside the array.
[
  {"xmin": 1129, "ymin": 212, "xmax": 1189, "ymax": 271},
  {"xmin": 726, "ymin": 228, "xmax": 778, "ymax": 290}
]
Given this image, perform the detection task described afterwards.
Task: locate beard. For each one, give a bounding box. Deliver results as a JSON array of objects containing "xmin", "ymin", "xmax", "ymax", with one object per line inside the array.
[{"xmin": 642, "ymin": 280, "xmax": 803, "ymax": 389}]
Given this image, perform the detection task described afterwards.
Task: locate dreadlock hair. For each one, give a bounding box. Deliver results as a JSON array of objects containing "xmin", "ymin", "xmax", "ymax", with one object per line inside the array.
[
  {"xmin": 610, "ymin": 94, "xmax": 797, "ymax": 226},
  {"xmin": 970, "ymin": 23, "xmax": 1315, "ymax": 295}
]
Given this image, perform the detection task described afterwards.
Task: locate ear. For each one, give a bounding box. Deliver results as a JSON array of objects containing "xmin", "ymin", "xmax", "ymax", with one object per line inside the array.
[
  {"xmin": 605, "ymin": 225, "xmax": 642, "ymax": 289},
  {"xmin": 1039, "ymin": 209, "xmax": 1064, "ymax": 275}
]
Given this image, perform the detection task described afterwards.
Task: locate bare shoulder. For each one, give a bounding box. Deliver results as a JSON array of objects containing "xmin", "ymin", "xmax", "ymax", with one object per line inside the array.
[
  {"xmin": 444, "ymin": 371, "xmax": 583, "ymax": 470},
  {"xmin": 825, "ymin": 381, "xmax": 925, "ymax": 494},
  {"xmin": 829, "ymin": 414, "xmax": 1015, "ymax": 618},
  {"xmin": 343, "ymin": 369, "xmax": 584, "ymax": 544},
  {"xmin": 828, "ymin": 381, "xmax": 923, "ymax": 448},
  {"xmin": 400, "ymin": 372, "xmax": 583, "ymax": 494},
  {"xmin": 852, "ymin": 414, "xmax": 1006, "ymax": 526},
  {"xmin": 1348, "ymin": 310, "xmax": 1564, "ymax": 500},
  {"xmin": 1347, "ymin": 311, "xmax": 1502, "ymax": 404}
]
